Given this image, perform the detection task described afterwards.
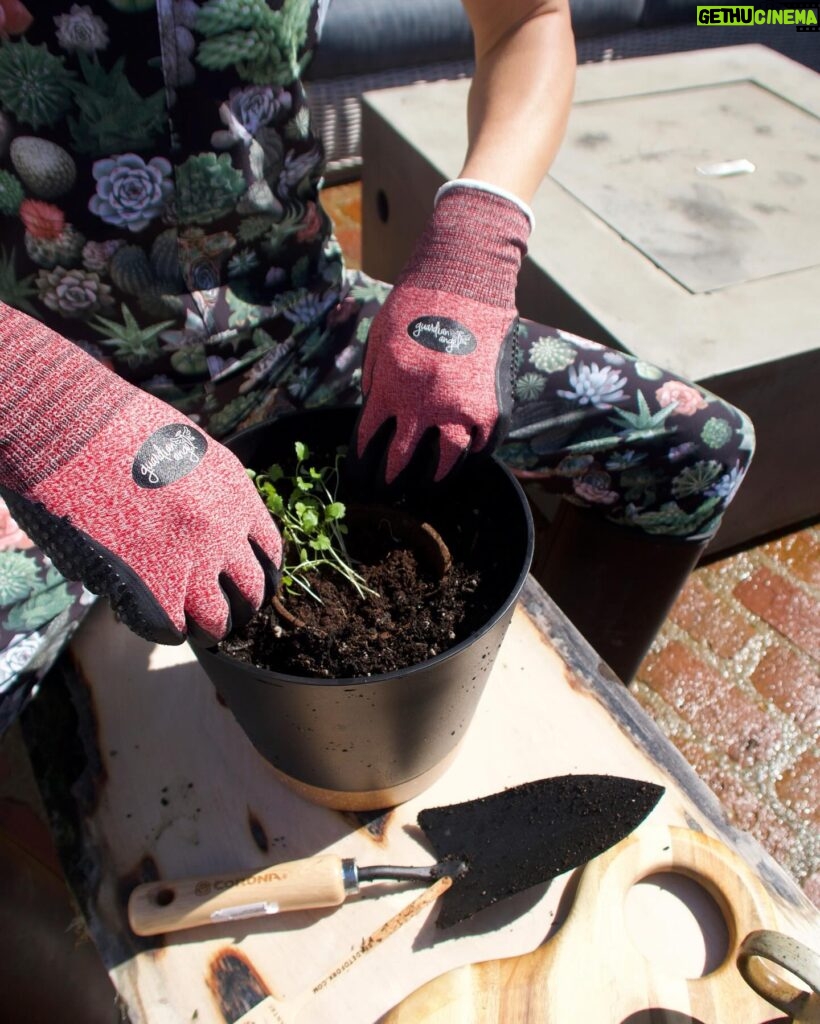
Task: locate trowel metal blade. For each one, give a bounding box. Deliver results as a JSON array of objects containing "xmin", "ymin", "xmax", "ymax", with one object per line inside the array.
[{"xmin": 418, "ymin": 774, "xmax": 664, "ymax": 929}]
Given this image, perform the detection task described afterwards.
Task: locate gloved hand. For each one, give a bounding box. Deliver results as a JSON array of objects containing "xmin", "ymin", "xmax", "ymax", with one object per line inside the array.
[
  {"xmin": 0, "ymin": 305, "xmax": 282, "ymax": 645},
  {"xmin": 354, "ymin": 179, "xmax": 532, "ymax": 483}
]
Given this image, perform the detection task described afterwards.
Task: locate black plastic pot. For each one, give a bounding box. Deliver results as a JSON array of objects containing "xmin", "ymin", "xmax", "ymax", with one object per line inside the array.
[{"xmin": 192, "ymin": 407, "xmax": 533, "ymax": 810}]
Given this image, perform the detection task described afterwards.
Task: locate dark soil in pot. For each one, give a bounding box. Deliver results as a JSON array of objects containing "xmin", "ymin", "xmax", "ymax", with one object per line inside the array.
[
  {"xmin": 218, "ymin": 436, "xmax": 506, "ymax": 678},
  {"xmin": 220, "ymin": 515, "xmax": 491, "ymax": 678}
]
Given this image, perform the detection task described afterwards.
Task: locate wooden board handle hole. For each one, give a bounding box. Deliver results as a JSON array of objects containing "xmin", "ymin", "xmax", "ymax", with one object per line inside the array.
[{"xmin": 625, "ymin": 871, "xmax": 730, "ymax": 979}]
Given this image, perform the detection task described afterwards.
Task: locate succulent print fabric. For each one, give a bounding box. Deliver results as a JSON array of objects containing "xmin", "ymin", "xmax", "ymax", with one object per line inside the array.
[
  {"xmin": 501, "ymin": 325, "xmax": 755, "ymax": 541},
  {"xmin": 0, "ymin": 0, "xmax": 344, "ymax": 438},
  {"xmin": 0, "ymin": 0, "xmax": 754, "ymax": 728},
  {"xmin": 0, "ymin": 497, "xmax": 92, "ymax": 733}
]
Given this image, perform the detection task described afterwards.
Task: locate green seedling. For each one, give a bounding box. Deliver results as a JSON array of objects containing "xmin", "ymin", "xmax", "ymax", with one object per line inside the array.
[{"xmin": 250, "ymin": 441, "xmax": 378, "ymax": 603}]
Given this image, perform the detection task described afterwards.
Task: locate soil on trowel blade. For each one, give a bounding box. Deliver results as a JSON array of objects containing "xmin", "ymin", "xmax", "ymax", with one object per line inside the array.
[{"xmin": 219, "ymin": 527, "xmax": 493, "ymax": 679}]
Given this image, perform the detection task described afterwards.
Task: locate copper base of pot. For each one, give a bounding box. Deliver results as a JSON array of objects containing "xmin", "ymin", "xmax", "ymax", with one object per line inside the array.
[{"xmin": 268, "ymin": 740, "xmax": 463, "ymax": 811}]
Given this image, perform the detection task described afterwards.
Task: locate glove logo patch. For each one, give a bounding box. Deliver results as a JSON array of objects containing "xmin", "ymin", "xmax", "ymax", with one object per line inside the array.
[
  {"xmin": 407, "ymin": 316, "xmax": 476, "ymax": 355},
  {"xmin": 132, "ymin": 424, "xmax": 208, "ymax": 489}
]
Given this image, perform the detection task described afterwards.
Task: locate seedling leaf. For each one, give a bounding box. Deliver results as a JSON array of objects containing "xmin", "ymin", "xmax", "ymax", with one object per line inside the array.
[{"xmin": 253, "ymin": 441, "xmax": 378, "ymax": 603}]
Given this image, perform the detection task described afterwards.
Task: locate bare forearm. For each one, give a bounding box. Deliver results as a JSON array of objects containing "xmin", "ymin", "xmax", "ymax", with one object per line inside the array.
[{"xmin": 460, "ymin": 0, "xmax": 576, "ymax": 203}]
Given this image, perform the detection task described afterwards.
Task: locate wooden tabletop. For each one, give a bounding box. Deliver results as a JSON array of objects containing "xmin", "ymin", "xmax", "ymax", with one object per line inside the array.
[{"xmin": 22, "ymin": 576, "xmax": 820, "ymax": 1023}]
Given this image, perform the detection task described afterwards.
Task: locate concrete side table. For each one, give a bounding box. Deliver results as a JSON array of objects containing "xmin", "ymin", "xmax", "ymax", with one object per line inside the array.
[{"xmin": 361, "ymin": 45, "xmax": 820, "ymax": 552}]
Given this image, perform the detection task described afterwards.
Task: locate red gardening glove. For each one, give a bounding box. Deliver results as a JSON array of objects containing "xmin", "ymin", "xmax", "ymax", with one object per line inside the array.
[
  {"xmin": 354, "ymin": 180, "xmax": 532, "ymax": 483},
  {"xmin": 0, "ymin": 305, "xmax": 282, "ymax": 645}
]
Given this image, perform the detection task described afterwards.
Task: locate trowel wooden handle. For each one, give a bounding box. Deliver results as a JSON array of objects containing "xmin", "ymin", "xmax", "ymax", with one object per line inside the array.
[
  {"xmin": 385, "ymin": 826, "xmax": 783, "ymax": 1023},
  {"xmin": 128, "ymin": 854, "xmax": 350, "ymax": 936}
]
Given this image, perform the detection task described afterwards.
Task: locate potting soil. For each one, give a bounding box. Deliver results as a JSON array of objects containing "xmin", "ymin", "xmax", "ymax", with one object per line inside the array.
[{"xmin": 219, "ymin": 532, "xmax": 495, "ymax": 678}]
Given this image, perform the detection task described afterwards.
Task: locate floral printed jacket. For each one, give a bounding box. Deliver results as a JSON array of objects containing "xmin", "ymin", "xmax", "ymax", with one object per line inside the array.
[{"xmin": 0, "ymin": 0, "xmax": 342, "ymax": 438}]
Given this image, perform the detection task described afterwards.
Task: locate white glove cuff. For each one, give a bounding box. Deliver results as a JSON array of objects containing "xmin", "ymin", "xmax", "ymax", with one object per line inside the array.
[{"xmin": 434, "ymin": 178, "xmax": 536, "ymax": 233}]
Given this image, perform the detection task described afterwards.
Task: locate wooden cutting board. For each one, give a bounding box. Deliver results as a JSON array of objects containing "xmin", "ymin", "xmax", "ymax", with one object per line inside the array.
[
  {"xmin": 384, "ymin": 825, "xmax": 788, "ymax": 1023},
  {"xmin": 31, "ymin": 578, "xmax": 820, "ymax": 1024}
]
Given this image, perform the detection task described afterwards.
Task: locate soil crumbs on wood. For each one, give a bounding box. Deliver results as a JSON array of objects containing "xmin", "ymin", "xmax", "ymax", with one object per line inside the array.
[{"xmin": 220, "ymin": 538, "xmax": 494, "ymax": 679}]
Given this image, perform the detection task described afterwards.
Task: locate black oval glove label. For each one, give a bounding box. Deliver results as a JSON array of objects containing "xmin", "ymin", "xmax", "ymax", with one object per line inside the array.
[
  {"xmin": 132, "ymin": 424, "xmax": 208, "ymax": 489},
  {"xmin": 407, "ymin": 316, "xmax": 476, "ymax": 355}
]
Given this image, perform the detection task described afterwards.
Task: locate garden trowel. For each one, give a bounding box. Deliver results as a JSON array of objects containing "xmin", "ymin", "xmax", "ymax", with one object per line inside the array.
[{"xmin": 128, "ymin": 774, "xmax": 663, "ymax": 936}]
